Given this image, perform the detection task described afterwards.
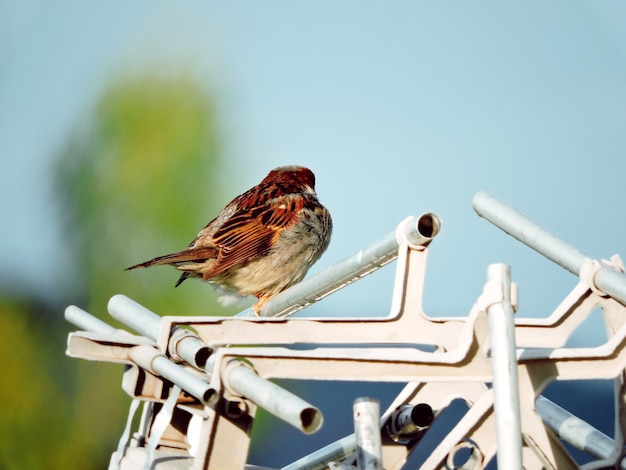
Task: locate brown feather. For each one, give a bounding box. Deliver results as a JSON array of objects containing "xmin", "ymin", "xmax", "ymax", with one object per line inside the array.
[
  {"xmin": 126, "ymin": 246, "xmax": 219, "ymax": 270},
  {"xmin": 197, "ymin": 196, "xmax": 305, "ymax": 278}
]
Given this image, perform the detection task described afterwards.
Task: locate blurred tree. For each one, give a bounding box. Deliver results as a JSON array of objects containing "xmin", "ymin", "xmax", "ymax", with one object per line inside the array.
[
  {"xmin": 56, "ymin": 75, "xmax": 232, "ymax": 316},
  {"xmin": 41, "ymin": 74, "xmax": 230, "ymax": 468}
]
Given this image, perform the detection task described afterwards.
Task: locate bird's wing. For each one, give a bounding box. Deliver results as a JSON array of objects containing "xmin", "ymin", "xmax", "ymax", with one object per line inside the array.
[{"xmin": 201, "ymin": 194, "xmax": 306, "ymax": 278}]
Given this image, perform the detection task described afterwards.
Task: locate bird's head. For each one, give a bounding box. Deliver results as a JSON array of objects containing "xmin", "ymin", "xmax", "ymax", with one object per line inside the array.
[{"xmin": 262, "ymin": 165, "xmax": 316, "ymax": 194}]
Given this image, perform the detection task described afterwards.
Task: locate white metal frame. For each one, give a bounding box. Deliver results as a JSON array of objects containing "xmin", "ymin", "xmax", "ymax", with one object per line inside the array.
[{"xmin": 65, "ymin": 192, "xmax": 626, "ymax": 469}]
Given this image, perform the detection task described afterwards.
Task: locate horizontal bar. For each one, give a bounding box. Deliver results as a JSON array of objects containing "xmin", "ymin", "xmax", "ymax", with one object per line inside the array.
[
  {"xmin": 472, "ymin": 191, "xmax": 626, "ymax": 305},
  {"xmin": 239, "ymin": 213, "xmax": 442, "ymax": 318},
  {"xmin": 223, "ymin": 362, "xmax": 322, "ymax": 434}
]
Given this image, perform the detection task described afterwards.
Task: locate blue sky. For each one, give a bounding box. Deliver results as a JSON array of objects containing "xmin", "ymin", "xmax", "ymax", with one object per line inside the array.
[
  {"xmin": 3, "ymin": 2, "xmax": 626, "ymax": 467},
  {"xmin": 2, "ymin": 1, "xmax": 626, "ymax": 330}
]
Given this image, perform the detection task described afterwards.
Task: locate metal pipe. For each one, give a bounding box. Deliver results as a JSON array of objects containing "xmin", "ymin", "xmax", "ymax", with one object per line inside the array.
[
  {"xmin": 128, "ymin": 345, "xmax": 217, "ymax": 406},
  {"xmin": 222, "ymin": 362, "xmax": 323, "ymax": 434},
  {"xmin": 168, "ymin": 328, "xmax": 213, "ymax": 369},
  {"xmin": 535, "ymin": 395, "xmax": 626, "ymax": 469},
  {"xmin": 108, "ymin": 294, "xmax": 161, "ymax": 341},
  {"xmin": 283, "ymin": 401, "xmax": 435, "ymax": 469},
  {"xmin": 238, "ymin": 213, "xmax": 442, "ymax": 318},
  {"xmin": 281, "ymin": 435, "xmax": 356, "ymax": 470},
  {"xmin": 108, "ymin": 294, "xmax": 213, "ymax": 370},
  {"xmin": 353, "ymin": 397, "xmax": 383, "ymax": 470},
  {"xmin": 486, "ymin": 264, "xmax": 522, "ymax": 470},
  {"xmin": 65, "ymin": 305, "xmax": 116, "ymax": 334},
  {"xmin": 472, "ymin": 191, "xmax": 626, "ymax": 306},
  {"xmin": 385, "ymin": 403, "xmax": 434, "ymax": 444}
]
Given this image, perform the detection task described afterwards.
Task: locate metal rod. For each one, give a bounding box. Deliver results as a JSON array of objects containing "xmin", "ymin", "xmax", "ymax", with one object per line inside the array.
[
  {"xmin": 282, "ymin": 401, "xmax": 434, "ymax": 470},
  {"xmin": 536, "ymin": 395, "xmax": 626, "ymax": 469},
  {"xmin": 169, "ymin": 329, "xmax": 213, "ymax": 369},
  {"xmin": 237, "ymin": 213, "xmax": 442, "ymax": 318},
  {"xmin": 472, "ymin": 190, "xmax": 626, "ymax": 305},
  {"xmin": 65, "ymin": 305, "xmax": 116, "ymax": 334},
  {"xmin": 486, "ymin": 264, "xmax": 522, "ymax": 469},
  {"xmin": 281, "ymin": 435, "xmax": 356, "ymax": 470},
  {"xmin": 108, "ymin": 294, "xmax": 162, "ymax": 341},
  {"xmin": 128, "ymin": 345, "xmax": 217, "ymax": 406},
  {"xmin": 107, "ymin": 293, "xmax": 217, "ymax": 388},
  {"xmin": 223, "ymin": 362, "xmax": 323, "ymax": 434},
  {"xmin": 353, "ymin": 397, "xmax": 383, "ymax": 470}
]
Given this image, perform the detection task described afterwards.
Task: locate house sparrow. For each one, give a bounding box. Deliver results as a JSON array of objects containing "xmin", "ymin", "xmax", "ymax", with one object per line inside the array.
[{"xmin": 126, "ymin": 165, "xmax": 332, "ymax": 315}]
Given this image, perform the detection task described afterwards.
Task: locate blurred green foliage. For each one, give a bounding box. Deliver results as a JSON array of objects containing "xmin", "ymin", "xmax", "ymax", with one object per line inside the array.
[
  {"xmin": 0, "ymin": 75, "xmax": 231, "ymax": 469},
  {"xmin": 57, "ymin": 75, "xmax": 231, "ymax": 316}
]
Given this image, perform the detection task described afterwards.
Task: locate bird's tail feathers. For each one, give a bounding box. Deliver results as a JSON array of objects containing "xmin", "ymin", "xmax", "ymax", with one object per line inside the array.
[{"xmin": 125, "ymin": 247, "xmax": 218, "ymax": 271}]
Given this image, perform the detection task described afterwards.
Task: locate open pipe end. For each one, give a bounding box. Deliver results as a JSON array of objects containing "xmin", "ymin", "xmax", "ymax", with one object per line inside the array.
[
  {"xmin": 386, "ymin": 403, "xmax": 434, "ymax": 444},
  {"xmin": 404, "ymin": 212, "xmax": 442, "ymax": 247},
  {"xmin": 202, "ymin": 387, "xmax": 219, "ymax": 406},
  {"xmin": 194, "ymin": 347, "xmax": 212, "ymax": 369},
  {"xmin": 300, "ymin": 407, "xmax": 323, "ymax": 434}
]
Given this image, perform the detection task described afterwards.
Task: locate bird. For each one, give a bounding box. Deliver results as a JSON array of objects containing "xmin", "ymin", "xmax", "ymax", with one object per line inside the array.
[{"xmin": 126, "ymin": 165, "xmax": 332, "ymax": 315}]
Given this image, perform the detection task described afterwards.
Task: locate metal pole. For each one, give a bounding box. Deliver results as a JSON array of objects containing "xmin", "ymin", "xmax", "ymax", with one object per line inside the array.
[
  {"xmin": 223, "ymin": 362, "xmax": 323, "ymax": 434},
  {"xmin": 128, "ymin": 345, "xmax": 217, "ymax": 406},
  {"xmin": 65, "ymin": 305, "xmax": 116, "ymax": 334},
  {"xmin": 473, "ymin": 191, "xmax": 626, "ymax": 306},
  {"xmin": 107, "ymin": 294, "xmax": 213, "ymax": 370},
  {"xmin": 536, "ymin": 395, "xmax": 626, "ymax": 469},
  {"xmin": 108, "ymin": 294, "xmax": 161, "ymax": 341},
  {"xmin": 238, "ymin": 213, "xmax": 442, "ymax": 318},
  {"xmin": 64, "ymin": 304, "xmax": 217, "ymax": 406},
  {"xmin": 281, "ymin": 435, "xmax": 357, "ymax": 470},
  {"xmin": 486, "ymin": 263, "xmax": 522, "ymax": 469},
  {"xmin": 353, "ymin": 397, "xmax": 383, "ymax": 470}
]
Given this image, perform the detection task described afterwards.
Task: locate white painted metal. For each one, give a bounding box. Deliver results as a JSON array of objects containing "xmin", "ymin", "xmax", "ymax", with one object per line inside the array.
[
  {"xmin": 485, "ymin": 264, "xmax": 522, "ymax": 470},
  {"xmin": 64, "ymin": 193, "xmax": 626, "ymax": 469},
  {"xmin": 353, "ymin": 398, "xmax": 383, "ymax": 470}
]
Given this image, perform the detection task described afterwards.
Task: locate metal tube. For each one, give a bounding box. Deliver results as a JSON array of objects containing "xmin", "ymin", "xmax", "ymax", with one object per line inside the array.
[
  {"xmin": 353, "ymin": 397, "xmax": 383, "ymax": 470},
  {"xmin": 536, "ymin": 395, "xmax": 626, "ymax": 469},
  {"xmin": 472, "ymin": 191, "xmax": 626, "ymax": 305},
  {"xmin": 128, "ymin": 345, "xmax": 217, "ymax": 406},
  {"xmin": 107, "ymin": 294, "xmax": 162, "ymax": 340},
  {"xmin": 238, "ymin": 213, "xmax": 442, "ymax": 318},
  {"xmin": 281, "ymin": 435, "xmax": 356, "ymax": 470},
  {"xmin": 223, "ymin": 362, "xmax": 323, "ymax": 434},
  {"xmin": 65, "ymin": 305, "xmax": 116, "ymax": 334},
  {"xmin": 169, "ymin": 330, "xmax": 212, "ymax": 369},
  {"xmin": 108, "ymin": 295, "xmax": 214, "ymax": 370},
  {"xmin": 486, "ymin": 264, "xmax": 522, "ymax": 469},
  {"xmin": 385, "ymin": 403, "xmax": 434, "ymax": 444}
]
